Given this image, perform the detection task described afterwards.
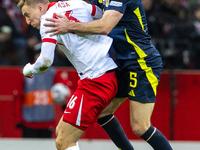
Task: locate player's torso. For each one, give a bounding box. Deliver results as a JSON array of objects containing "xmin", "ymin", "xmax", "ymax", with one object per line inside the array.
[
  {"xmin": 41, "ymin": 1, "xmax": 116, "ymax": 79},
  {"xmin": 56, "ymin": 32, "xmax": 115, "ymax": 79},
  {"xmin": 91, "ymin": 0, "xmax": 158, "ymax": 59}
]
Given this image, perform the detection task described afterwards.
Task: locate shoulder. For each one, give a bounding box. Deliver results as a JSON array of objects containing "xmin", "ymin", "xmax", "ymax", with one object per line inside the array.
[{"xmin": 109, "ymin": 0, "xmax": 137, "ymax": 8}]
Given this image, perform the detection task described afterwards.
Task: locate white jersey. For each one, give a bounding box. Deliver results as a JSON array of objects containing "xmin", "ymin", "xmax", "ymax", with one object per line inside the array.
[{"xmin": 35, "ymin": 0, "xmax": 116, "ymax": 80}]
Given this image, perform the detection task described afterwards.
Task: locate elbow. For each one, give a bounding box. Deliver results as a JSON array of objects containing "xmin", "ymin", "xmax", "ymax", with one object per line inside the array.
[{"xmin": 39, "ymin": 58, "xmax": 52, "ymax": 72}]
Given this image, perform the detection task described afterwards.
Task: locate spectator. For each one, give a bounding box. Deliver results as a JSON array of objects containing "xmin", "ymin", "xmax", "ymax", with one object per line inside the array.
[
  {"xmin": 190, "ymin": 6, "xmax": 200, "ymax": 69},
  {"xmin": 153, "ymin": 0, "xmax": 191, "ymax": 69},
  {"xmin": 0, "ymin": 0, "xmax": 14, "ymax": 65},
  {"xmin": 25, "ymin": 25, "xmax": 41, "ymax": 63},
  {"xmin": 14, "ymin": 43, "xmax": 72, "ymax": 138},
  {"xmin": 142, "ymin": 0, "xmax": 162, "ymax": 40},
  {"xmin": 1, "ymin": 0, "xmax": 28, "ymax": 65}
]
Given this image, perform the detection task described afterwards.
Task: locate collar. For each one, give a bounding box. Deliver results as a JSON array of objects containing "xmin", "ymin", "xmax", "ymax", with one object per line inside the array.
[{"xmin": 47, "ymin": 2, "xmax": 57, "ymax": 11}]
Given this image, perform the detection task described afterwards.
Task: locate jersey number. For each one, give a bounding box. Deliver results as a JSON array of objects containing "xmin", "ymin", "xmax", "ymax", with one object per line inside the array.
[
  {"xmin": 33, "ymin": 91, "xmax": 50, "ymax": 105},
  {"xmin": 53, "ymin": 11, "xmax": 80, "ymax": 22},
  {"xmin": 130, "ymin": 72, "xmax": 137, "ymax": 88},
  {"xmin": 67, "ymin": 95, "xmax": 77, "ymax": 109}
]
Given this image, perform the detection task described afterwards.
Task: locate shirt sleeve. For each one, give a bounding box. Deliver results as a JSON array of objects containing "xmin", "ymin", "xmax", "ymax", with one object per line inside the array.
[
  {"xmin": 31, "ymin": 42, "xmax": 56, "ymax": 73},
  {"xmin": 32, "ymin": 14, "xmax": 58, "ymax": 72},
  {"xmin": 87, "ymin": 4, "xmax": 103, "ymax": 20},
  {"xmin": 107, "ymin": 0, "xmax": 128, "ymax": 13},
  {"xmin": 91, "ymin": 0, "xmax": 129, "ymax": 14}
]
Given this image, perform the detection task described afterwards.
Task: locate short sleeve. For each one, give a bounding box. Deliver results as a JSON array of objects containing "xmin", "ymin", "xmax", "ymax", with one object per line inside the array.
[
  {"xmin": 87, "ymin": 4, "xmax": 103, "ymax": 20},
  {"xmin": 107, "ymin": 0, "xmax": 130, "ymax": 14}
]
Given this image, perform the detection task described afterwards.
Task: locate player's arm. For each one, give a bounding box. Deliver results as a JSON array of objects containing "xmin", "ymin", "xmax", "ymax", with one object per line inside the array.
[
  {"xmin": 23, "ymin": 42, "xmax": 56, "ymax": 78},
  {"xmin": 44, "ymin": 9, "xmax": 123, "ymax": 36},
  {"xmin": 71, "ymin": 10, "xmax": 123, "ymax": 35}
]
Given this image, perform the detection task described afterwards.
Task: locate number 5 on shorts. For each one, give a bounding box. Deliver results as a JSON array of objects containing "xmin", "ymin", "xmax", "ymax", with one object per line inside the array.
[{"xmin": 130, "ymin": 72, "xmax": 137, "ymax": 88}]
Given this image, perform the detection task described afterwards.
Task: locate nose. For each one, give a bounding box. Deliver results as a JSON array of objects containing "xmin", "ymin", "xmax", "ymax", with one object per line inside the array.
[{"xmin": 26, "ymin": 17, "xmax": 31, "ymax": 25}]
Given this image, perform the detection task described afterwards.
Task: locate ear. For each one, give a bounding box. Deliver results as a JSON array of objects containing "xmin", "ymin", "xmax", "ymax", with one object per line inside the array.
[{"xmin": 37, "ymin": 3, "xmax": 44, "ymax": 12}]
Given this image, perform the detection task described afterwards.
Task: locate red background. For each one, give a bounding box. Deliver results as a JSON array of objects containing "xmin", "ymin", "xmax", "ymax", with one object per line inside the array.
[{"xmin": 0, "ymin": 67, "xmax": 200, "ymax": 141}]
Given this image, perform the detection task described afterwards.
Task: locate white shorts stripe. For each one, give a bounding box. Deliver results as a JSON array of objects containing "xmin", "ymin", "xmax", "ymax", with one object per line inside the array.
[{"xmin": 76, "ymin": 94, "xmax": 84, "ymax": 126}]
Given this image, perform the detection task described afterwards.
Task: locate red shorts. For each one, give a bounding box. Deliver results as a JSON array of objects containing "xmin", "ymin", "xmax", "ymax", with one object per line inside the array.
[{"xmin": 63, "ymin": 71, "xmax": 117, "ymax": 130}]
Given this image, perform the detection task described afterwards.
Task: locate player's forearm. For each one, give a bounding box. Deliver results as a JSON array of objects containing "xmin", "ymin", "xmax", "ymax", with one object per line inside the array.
[
  {"xmin": 33, "ymin": 56, "xmax": 52, "ymax": 73},
  {"xmin": 69, "ymin": 19, "xmax": 111, "ymax": 35},
  {"xmin": 23, "ymin": 57, "xmax": 52, "ymax": 76},
  {"xmin": 23, "ymin": 42, "xmax": 55, "ymax": 76},
  {"xmin": 69, "ymin": 10, "xmax": 122, "ymax": 35}
]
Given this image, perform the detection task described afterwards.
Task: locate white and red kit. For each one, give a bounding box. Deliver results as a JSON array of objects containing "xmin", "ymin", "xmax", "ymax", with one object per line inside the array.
[{"xmin": 23, "ymin": 0, "xmax": 118, "ymax": 130}]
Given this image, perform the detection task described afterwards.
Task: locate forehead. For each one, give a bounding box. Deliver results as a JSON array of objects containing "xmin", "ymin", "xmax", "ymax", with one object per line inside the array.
[{"xmin": 21, "ymin": 5, "xmax": 34, "ymax": 16}]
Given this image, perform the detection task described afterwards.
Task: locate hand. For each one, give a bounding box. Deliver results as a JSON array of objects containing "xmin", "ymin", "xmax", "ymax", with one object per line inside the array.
[
  {"xmin": 44, "ymin": 14, "xmax": 70, "ymax": 36},
  {"xmin": 25, "ymin": 74, "xmax": 34, "ymax": 79},
  {"xmin": 23, "ymin": 63, "xmax": 34, "ymax": 78}
]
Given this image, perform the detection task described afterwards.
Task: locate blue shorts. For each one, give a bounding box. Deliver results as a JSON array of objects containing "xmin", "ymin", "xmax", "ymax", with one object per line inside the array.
[{"xmin": 115, "ymin": 50, "xmax": 162, "ymax": 103}]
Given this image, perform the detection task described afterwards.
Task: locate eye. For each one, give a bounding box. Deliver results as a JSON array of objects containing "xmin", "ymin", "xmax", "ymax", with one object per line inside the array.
[{"xmin": 24, "ymin": 12, "xmax": 30, "ymax": 17}]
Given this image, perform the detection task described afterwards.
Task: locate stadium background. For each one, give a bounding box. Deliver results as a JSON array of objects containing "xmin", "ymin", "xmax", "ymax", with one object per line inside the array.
[
  {"xmin": 1, "ymin": 0, "xmax": 200, "ymax": 149},
  {"xmin": 1, "ymin": 67, "xmax": 200, "ymax": 150}
]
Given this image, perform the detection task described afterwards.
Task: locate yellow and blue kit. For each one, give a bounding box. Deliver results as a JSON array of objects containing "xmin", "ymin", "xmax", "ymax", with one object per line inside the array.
[{"xmin": 91, "ymin": 0, "xmax": 163, "ymax": 102}]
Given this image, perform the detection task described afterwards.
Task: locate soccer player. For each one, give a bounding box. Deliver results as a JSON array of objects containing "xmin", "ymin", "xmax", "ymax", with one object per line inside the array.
[
  {"xmin": 44, "ymin": 0, "xmax": 173, "ymax": 149},
  {"xmin": 17, "ymin": 0, "xmax": 119, "ymax": 149}
]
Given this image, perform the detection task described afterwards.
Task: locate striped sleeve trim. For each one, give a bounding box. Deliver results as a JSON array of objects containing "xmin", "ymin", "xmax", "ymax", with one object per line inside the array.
[
  {"xmin": 91, "ymin": 4, "xmax": 96, "ymax": 16},
  {"xmin": 42, "ymin": 38, "xmax": 57, "ymax": 44}
]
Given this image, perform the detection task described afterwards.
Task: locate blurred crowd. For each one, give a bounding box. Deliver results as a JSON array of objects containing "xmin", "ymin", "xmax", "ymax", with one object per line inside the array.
[
  {"xmin": 1, "ymin": 0, "xmax": 200, "ymax": 69},
  {"xmin": 0, "ymin": 0, "xmax": 72, "ymax": 66},
  {"xmin": 143, "ymin": 0, "xmax": 200, "ymax": 69}
]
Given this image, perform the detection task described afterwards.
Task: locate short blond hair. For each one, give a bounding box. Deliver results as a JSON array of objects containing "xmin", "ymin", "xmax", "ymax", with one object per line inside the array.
[{"xmin": 17, "ymin": 0, "xmax": 50, "ymax": 9}]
